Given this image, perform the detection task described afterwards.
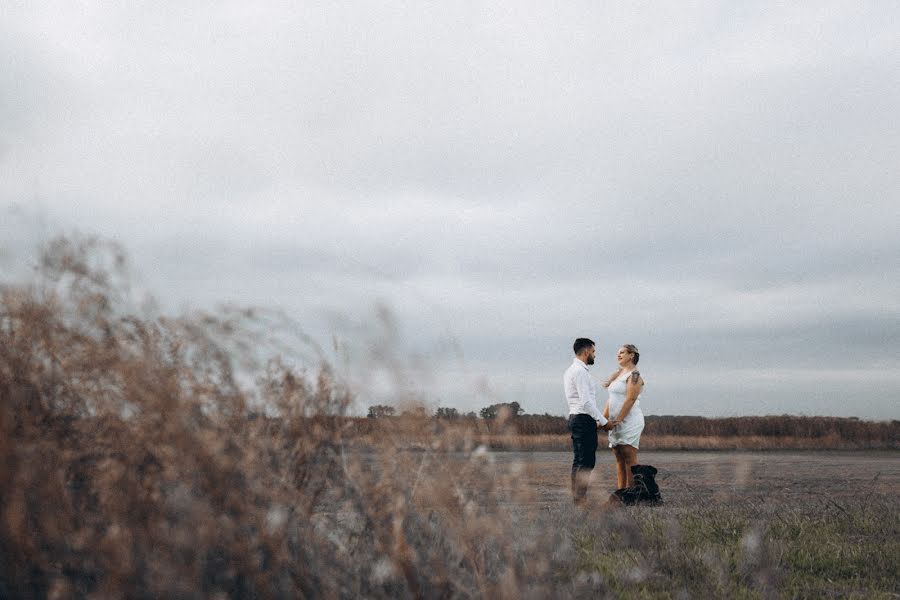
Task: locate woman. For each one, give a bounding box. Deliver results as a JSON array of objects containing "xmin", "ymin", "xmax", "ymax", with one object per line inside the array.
[{"xmin": 602, "ymin": 344, "xmax": 645, "ymax": 490}]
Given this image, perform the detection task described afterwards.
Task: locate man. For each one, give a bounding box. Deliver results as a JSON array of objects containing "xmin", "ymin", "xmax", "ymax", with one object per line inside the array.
[{"xmin": 564, "ymin": 338, "xmax": 616, "ymax": 505}]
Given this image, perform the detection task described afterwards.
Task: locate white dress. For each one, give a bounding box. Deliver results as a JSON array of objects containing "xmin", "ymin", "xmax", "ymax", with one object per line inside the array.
[{"xmin": 606, "ymin": 370, "xmax": 645, "ymax": 448}]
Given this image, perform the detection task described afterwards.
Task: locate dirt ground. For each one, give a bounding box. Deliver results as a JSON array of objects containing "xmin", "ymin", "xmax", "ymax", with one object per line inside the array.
[{"xmin": 482, "ymin": 450, "xmax": 900, "ymax": 509}]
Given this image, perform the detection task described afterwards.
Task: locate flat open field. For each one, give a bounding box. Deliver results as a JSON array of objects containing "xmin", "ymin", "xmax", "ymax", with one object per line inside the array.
[
  {"xmin": 484, "ymin": 450, "xmax": 900, "ymax": 508},
  {"xmin": 315, "ymin": 450, "xmax": 900, "ymax": 598}
]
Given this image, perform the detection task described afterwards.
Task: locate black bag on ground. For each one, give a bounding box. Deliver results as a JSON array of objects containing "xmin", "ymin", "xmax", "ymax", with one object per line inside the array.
[{"xmin": 611, "ymin": 464, "xmax": 662, "ymax": 505}]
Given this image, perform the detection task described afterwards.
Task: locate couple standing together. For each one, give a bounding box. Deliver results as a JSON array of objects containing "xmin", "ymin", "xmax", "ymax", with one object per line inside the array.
[{"xmin": 564, "ymin": 338, "xmax": 644, "ymax": 505}]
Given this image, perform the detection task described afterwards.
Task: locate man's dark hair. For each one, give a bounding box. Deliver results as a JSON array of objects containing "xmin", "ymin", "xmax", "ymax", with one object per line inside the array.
[{"xmin": 573, "ymin": 338, "xmax": 595, "ymax": 355}]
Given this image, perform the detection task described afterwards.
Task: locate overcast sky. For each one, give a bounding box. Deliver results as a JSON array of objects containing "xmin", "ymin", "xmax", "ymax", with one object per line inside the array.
[{"xmin": 2, "ymin": 2, "xmax": 898, "ymax": 419}]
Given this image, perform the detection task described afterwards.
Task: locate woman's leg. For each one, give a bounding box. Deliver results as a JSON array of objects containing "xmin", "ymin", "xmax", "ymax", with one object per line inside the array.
[
  {"xmin": 612, "ymin": 446, "xmax": 627, "ymax": 489},
  {"xmin": 620, "ymin": 445, "xmax": 638, "ymax": 487}
]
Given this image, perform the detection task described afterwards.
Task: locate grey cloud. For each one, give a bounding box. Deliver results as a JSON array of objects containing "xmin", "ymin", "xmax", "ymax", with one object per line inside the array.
[{"xmin": 1, "ymin": 2, "xmax": 898, "ymax": 419}]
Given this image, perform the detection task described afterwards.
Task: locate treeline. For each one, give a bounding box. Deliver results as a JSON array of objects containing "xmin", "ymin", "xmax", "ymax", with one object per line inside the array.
[
  {"xmin": 368, "ymin": 402, "xmax": 524, "ymax": 420},
  {"xmin": 364, "ymin": 406, "xmax": 899, "ymax": 444},
  {"xmin": 642, "ymin": 415, "xmax": 898, "ymax": 441}
]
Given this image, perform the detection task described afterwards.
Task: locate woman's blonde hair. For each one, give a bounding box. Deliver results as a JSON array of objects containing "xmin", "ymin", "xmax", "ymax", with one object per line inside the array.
[{"xmin": 623, "ymin": 344, "xmax": 640, "ymax": 365}]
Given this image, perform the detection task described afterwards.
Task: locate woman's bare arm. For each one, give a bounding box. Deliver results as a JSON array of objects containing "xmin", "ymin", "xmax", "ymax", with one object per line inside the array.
[{"xmin": 616, "ymin": 371, "xmax": 643, "ymax": 421}]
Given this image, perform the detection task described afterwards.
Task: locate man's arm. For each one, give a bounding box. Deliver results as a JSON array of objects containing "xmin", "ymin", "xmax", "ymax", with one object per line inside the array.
[{"xmin": 575, "ymin": 370, "xmax": 608, "ymax": 426}]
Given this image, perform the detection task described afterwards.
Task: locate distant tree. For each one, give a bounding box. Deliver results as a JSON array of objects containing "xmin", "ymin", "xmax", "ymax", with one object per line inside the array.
[
  {"xmin": 435, "ymin": 407, "xmax": 460, "ymax": 420},
  {"xmin": 367, "ymin": 404, "xmax": 395, "ymax": 419},
  {"xmin": 479, "ymin": 402, "xmax": 524, "ymax": 419},
  {"xmin": 464, "ymin": 411, "xmax": 477, "ymax": 418},
  {"xmin": 479, "ymin": 404, "xmax": 498, "ymax": 419}
]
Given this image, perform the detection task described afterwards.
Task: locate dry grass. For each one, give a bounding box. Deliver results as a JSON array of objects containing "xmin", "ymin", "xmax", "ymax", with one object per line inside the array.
[
  {"xmin": 478, "ymin": 433, "xmax": 900, "ymax": 452},
  {"xmin": 2, "ymin": 236, "xmax": 897, "ymax": 599}
]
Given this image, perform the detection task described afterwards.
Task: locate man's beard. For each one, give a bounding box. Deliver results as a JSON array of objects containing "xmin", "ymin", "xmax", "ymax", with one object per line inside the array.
[{"xmin": 586, "ymin": 356, "xmax": 595, "ymax": 365}]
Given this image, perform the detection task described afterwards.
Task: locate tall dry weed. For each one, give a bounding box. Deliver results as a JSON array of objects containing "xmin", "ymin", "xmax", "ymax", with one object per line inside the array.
[{"xmin": 0, "ymin": 236, "xmax": 593, "ymax": 599}]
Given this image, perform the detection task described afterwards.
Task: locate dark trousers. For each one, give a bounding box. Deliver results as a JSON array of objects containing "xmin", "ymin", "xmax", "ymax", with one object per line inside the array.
[{"xmin": 568, "ymin": 414, "xmax": 598, "ymax": 504}]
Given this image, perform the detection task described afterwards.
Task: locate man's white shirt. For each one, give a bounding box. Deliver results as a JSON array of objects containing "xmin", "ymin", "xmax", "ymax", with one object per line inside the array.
[{"xmin": 563, "ymin": 358, "xmax": 608, "ymax": 425}]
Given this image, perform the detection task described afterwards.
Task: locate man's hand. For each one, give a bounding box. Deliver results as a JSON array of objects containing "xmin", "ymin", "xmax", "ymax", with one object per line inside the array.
[{"xmin": 598, "ymin": 420, "xmax": 614, "ymax": 431}]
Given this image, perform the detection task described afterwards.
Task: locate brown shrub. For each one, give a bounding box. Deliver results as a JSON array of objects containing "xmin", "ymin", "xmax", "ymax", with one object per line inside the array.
[{"xmin": 0, "ymin": 236, "xmax": 581, "ymax": 598}]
